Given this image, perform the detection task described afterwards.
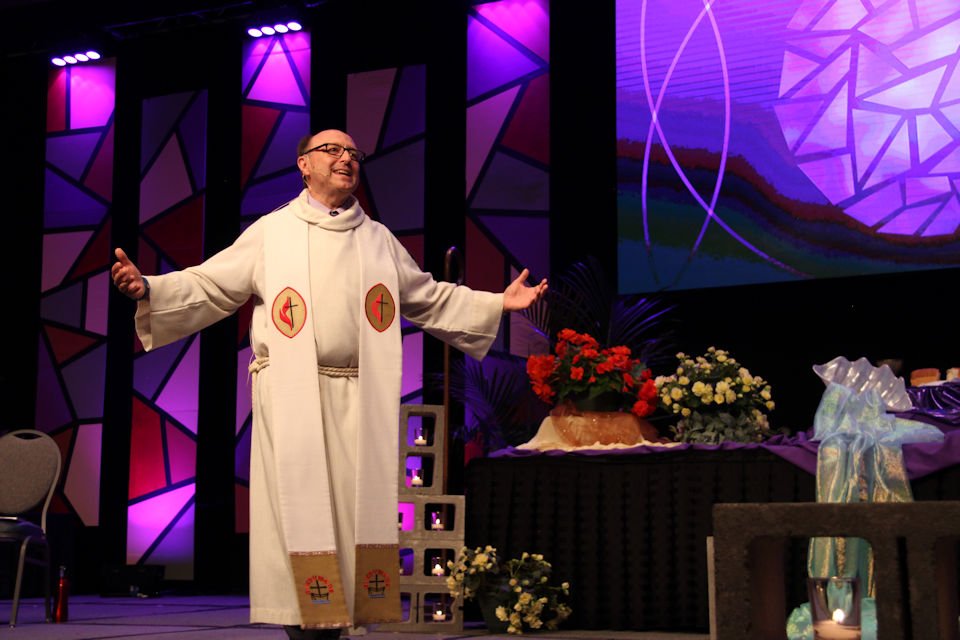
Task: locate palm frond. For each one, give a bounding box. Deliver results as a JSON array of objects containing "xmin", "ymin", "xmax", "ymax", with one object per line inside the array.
[
  {"xmin": 440, "ymin": 352, "xmax": 548, "ymax": 451},
  {"xmin": 522, "ymin": 255, "xmax": 675, "ymax": 360},
  {"xmin": 609, "ymin": 295, "xmax": 678, "ymax": 366}
]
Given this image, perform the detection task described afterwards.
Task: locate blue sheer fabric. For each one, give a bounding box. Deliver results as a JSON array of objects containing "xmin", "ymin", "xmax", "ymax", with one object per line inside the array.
[{"xmin": 785, "ymin": 382, "xmax": 944, "ymax": 640}]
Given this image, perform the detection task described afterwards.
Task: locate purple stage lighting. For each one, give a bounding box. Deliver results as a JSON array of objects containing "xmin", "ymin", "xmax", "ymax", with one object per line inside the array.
[
  {"xmin": 261, "ymin": 25, "xmax": 276, "ymax": 35},
  {"xmin": 247, "ymin": 27, "xmax": 262, "ymax": 37},
  {"xmin": 287, "ymin": 21, "xmax": 302, "ymax": 31},
  {"xmin": 50, "ymin": 49, "xmax": 101, "ymax": 67},
  {"xmin": 274, "ymin": 23, "xmax": 288, "ymax": 33}
]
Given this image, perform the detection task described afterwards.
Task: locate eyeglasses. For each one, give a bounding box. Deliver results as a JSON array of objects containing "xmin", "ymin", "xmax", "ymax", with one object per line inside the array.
[{"xmin": 302, "ymin": 142, "xmax": 366, "ymax": 163}]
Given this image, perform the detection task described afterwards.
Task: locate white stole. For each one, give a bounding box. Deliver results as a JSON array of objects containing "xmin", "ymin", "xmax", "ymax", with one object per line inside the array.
[{"xmin": 263, "ymin": 195, "xmax": 401, "ymax": 627}]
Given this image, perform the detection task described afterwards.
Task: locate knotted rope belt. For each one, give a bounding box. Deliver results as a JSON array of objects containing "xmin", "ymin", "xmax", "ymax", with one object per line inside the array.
[{"xmin": 248, "ymin": 356, "xmax": 358, "ymax": 378}]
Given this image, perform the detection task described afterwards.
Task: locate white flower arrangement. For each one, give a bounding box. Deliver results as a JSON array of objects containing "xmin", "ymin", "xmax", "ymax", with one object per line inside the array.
[
  {"xmin": 446, "ymin": 545, "xmax": 572, "ymax": 634},
  {"xmin": 655, "ymin": 347, "xmax": 775, "ymax": 443}
]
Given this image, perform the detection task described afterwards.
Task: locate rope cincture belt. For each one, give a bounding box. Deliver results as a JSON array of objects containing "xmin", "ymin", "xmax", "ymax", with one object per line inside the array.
[{"xmin": 248, "ymin": 356, "xmax": 359, "ymax": 378}]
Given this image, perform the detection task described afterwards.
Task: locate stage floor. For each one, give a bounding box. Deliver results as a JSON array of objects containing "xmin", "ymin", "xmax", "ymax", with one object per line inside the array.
[{"xmin": 2, "ymin": 595, "xmax": 709, "ymax": 639}]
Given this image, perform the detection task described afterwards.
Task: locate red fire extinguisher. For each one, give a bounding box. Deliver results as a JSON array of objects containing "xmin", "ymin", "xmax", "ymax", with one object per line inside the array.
[{"xmin": 54, "ymin": 565, "xmax": 69, "ymax": 623}]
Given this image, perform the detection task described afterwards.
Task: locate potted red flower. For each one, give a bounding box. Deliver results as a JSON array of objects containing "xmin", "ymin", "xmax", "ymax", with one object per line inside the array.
[{"xmin": 526, "ymin": 329, "xmax": 660, "ymax": 446}]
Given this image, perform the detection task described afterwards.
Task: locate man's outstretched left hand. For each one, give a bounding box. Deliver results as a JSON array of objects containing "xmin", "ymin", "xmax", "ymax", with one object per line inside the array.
[{"xmin": 503, "ymin": 268, "xmax": 548, "ymax": 312}]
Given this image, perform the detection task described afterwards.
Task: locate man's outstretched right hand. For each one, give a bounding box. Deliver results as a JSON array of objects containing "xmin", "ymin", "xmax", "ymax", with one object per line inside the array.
[{"xmin": 111, "ymin": 247, "xmax": 147, "ymax": 300}]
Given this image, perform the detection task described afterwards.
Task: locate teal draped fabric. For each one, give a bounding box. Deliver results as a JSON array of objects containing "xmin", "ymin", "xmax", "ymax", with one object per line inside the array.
[{"xmin": 785, "ymin": 381, "xmax": 944, "ymax": 640}]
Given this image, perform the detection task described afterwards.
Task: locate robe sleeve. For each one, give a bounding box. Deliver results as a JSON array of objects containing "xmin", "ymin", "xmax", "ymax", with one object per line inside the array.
[
  {"xmin": 388, "ymin": 231, "xmax": 504, "ymax": 362},
  {"xmin": 135, "ymin": 219, "xmax": 264, "ymax": 351}
]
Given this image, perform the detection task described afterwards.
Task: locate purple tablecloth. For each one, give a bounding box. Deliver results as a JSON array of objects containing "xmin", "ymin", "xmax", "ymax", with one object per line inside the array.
[{"xmin": 491, "ymin": 425, "xmax": 960, "ymax": 480}]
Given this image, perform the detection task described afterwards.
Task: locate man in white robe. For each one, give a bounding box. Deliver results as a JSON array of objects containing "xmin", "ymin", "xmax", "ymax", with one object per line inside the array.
[{"xmin": 112, "ymin": 129, "xmax": 547, "ymax": 639}]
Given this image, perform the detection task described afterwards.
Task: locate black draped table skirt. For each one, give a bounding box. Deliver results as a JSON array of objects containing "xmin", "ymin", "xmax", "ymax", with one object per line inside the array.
[{"xmin": 462, "ymin": 448, "xmax": 960, "ymax": 632}]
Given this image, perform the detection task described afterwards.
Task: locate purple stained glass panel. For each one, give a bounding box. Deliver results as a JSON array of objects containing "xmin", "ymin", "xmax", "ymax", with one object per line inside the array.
[
  {"xmin": 401, "ymin": 332, "xmax": 424, "ymax": 400},
  {"xmin": 85, "ymin": 271, "xmax": 110, "ymax": 335},
  {"xmin": 256, "ymin": 110, "xmax": 311, "ymax": 179},
  {"xmin": 43, "ymin": 170, "xmax": 108, "ymax": 229},
  {"xmin": 363, "ymin": 141, "xmax": 426, "ymax": 231},
  {"xmin": 146, "ymin": 503, "xmax": 196, "ymax": 580},
  {"xmin": 134, "ymin": 339, "xmax": 188, "ymax": 401},
  {"xmin": 242, "ymin": 38, "xmax": 273, "ymax": 92},
  {"xmin": 127, "ymin": 483, "xmax": 195, "ymax": 564},
  {"xmin": 39, "ymin": 280, "xmax": 84, "ymax": 327},
  {"xmin": 346, "ymin": 68, "xmax": 395, "ymax": 154},
  {"xmin": 381, "ymin": 64, "xmax": 426, "ymax": 148},
  {"xmin": 236, "ymin": 346, "xmax": 253, "ymax": 435},
  {"xmin": 41, "ymin": 231, "xmax": 91, "ymax": 293},
  {"xmin": 180, "ymin": 92, "xmax": 209, "ymax": 188},
  {"xmin": 476, "ymin": 0, "xmax": 550, "ymax": 62},
  {"xmin": 477, "ymin": 214, "xmax": 549, "ymax": 279},
  {"xmin": 241, "ymin": 171, "xmax": 302, "ymax": 216},
  {"xmin": 141, "ymin": 93, "xmax": 193, "ymax": 170},
  {"xmin": 139, "ymin": 137, "xmax": 194, "ymax": 223},
  {"xmin": 61, "ymin": 344, "xmax": 107, "ymax": 419},
  {"xmin": 247, "ymin": 39, "xmax": 308, "ymax": 106},
  {"xmin": 64, "ymin": 423, "xmax": 102, "ymax": 526},
  {"xmin": 466, "ymin": 86, "xmax": 521, "ymax": 197},
  {"xmin": 34, "ymin": 339, "xmax": 73, "ymax": 431},
  {"xmin": 155, "ymin": 336, "xmax": 201, "ymax": 434},
  {"xmin": 471, "ymin": 152, "xmax": 549, "ymax": 210},
  {"xmin": 467, "ymin": 16, "xmax": 541, "ymax": 100},
  {"xmin": 46, "ymin": 132, "xmax": 102, "ymax": 180},
  {"xmin": 69, "ymin": 63, "xmax": 116, "ymax": 129}
]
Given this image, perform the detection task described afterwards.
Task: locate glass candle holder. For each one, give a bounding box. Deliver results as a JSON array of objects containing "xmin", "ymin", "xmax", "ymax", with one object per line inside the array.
[{"xmin": 807, "ymin": 576, "xmax": 862, "ymax": 640}]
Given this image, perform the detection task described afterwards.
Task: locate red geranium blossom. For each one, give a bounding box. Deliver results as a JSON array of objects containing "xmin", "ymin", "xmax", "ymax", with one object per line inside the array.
[{"xmin": 526, "ymin": 329, "xmax": 658, "ymax": 418}]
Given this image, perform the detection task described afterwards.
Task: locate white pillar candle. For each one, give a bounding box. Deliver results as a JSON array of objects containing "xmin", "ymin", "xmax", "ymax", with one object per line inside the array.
[{"xmin": 812, "ymin": 621, "xmax": 861, "ymax": 639}]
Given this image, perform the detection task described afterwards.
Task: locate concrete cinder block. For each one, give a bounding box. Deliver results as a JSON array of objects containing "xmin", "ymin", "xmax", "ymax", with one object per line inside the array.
[
  {"xmin": 387, "ymin": 405, "xmax": 464, "ymax": 632},
  {"xmin": 712, "ymin": 502, "xmax": 960, "ymax": 640},
  {"xmin": 376, "ymin": 585, "xmax": 463, "ymax": 632},
  {"xmin": 397, "ymin": 494, "xmax": 465, "ymax": 540},
  {"xmin": 399, "ymin": 404, "xmax": 446, "ymax": 495}
]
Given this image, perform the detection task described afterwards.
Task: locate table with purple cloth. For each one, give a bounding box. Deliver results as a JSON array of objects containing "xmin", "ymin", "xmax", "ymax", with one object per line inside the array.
[{"xmin": 462, "ymin": 423, "xmax": 960, "ymax": 632}]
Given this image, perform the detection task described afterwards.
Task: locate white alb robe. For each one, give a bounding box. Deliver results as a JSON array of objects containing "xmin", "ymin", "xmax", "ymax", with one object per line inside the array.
[{"xmin": 134, "ymin": 189, "xmax": 504, "ymax": 626}]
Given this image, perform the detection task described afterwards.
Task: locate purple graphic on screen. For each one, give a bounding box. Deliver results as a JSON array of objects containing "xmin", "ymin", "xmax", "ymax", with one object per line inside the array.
[
  {"xmin": 636, "ymin": 0, "xmax": 803, "ymax": 275},
  {"xmin": 775, "ymin": 0, "xmax": 960, "ymax": 237}
]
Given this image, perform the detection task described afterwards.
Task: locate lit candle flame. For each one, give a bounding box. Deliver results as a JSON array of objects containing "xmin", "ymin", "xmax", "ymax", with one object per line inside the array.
[{"xmin": 832, "ymin": 608, "xmax": 845, "ymax": 623}]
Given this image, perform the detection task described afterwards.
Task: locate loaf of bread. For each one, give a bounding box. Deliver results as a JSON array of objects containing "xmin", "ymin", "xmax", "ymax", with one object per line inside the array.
[{"xmin": 910, "ymin": 367, "xmax": 941, "ymax": 386}]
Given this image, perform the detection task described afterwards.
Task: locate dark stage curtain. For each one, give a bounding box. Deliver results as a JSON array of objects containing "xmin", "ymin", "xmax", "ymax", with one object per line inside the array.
[{"xmin": 462, "ymin": 449, "xmax": 960, "ymax": 632}]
